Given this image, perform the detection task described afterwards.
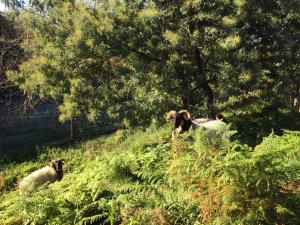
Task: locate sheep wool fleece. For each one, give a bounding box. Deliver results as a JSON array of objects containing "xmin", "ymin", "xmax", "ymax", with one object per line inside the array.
[{"xmin": 19, "ymin": 166, "xmax": 57, "ymax": 192}]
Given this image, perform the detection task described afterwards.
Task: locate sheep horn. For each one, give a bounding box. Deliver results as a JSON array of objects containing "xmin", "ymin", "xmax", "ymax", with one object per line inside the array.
[
  {"xmin": 50, "ymin": 160, "xmax": 56, "ymax": 167},
  {"xmin": 166, "ymin": 110, "xmax": 177, "ymax": 119},
  {"xmin": 178, "ymin": 110, "xmax": 191, "ymax": 120}
]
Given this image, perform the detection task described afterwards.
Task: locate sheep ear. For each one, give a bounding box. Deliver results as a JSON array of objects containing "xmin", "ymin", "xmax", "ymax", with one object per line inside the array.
[{"xmin": 60, "ymin": 159, "xmax": 65, "ymax": 164}]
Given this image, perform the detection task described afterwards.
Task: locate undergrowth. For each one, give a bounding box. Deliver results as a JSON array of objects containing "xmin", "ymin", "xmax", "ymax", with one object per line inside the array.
[{"xmin": 0, "ymin": 125, "xmax": 299, "ymax": 225}]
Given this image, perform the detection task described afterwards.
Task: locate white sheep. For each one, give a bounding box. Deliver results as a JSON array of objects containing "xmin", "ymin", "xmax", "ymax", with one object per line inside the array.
[
  {"xmin": 19, "ymin": 159, "xmax": 64, "ymax": 195},
  {"xmin": 192, "ymin": 120, "xmax": 227, "ymax": 130},
  {"xmin": 192, "ymin": 120, "xmax": 231, "ymax": 145},
  {"xmin": 192, "ymin": 118, "xmax": 212, "ymax": 124}
]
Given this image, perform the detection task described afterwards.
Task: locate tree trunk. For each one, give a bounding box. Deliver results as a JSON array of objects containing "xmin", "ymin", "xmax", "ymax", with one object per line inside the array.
[
  {"xmin": 181, "ymin": 97, "xmax": 188, "ymax": 109},
  {"xmin": 294, "ymin": 96, "xmax": 299, "ymax": 112},
  {"xmin": 69, "ymin": 119, "xmax": 74, "ymax": 141},
  {"xmin": 188, "ymin": 10, "xmax": 214, "ymax": 105},
  {"xmin": 194, "ymin": 47, "xmax": 214, "ymax": 105},
  {"xmin": 291, "ymin": 84, "xmax": 300, "ymax": 112}
]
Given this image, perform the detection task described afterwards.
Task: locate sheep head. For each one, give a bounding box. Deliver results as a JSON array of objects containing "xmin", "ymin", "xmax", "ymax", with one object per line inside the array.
[
  {"xmin": 178, "ymin": 110, "xmax": 191, "ymax": 120},
  {"xmin": 50, "ymin": 159, "xmax": 65, "ymax": 181},
  {"xmin": 167, "ymin": 110, "xmax": 193, "ymax": 140}
]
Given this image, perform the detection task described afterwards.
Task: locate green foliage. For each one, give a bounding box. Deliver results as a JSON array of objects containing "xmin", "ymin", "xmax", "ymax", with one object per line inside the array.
[
  {"xmin": 194, "ymin": 131, "xmax": 300, "ymax": 225},
  {"xmin": 1, "ymin": 0, "xmax": 300, "ymax": 224},
  {"xmin": 1, "ymin": 127, "xmax": 299, "ymax": 224},
  {"xmin": 5, "ymin": 0, "xmax": 298, "ymax": 126}
]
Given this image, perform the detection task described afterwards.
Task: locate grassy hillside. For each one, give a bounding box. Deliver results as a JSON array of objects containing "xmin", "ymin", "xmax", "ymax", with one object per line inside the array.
[{"xmin": 0, "ymin": 123, "xmax": 299, "ymax": 225}]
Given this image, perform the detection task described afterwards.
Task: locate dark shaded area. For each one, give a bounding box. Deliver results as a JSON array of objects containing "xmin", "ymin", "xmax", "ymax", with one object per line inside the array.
[
  {"xmin": 0, "ymin": 120, "xmax": 120, "ymax": 165},
  {"xmin": 0, "ymin": 127, "xmax": 68, "ymax": 164},
  {"xmin": 228, "ymin": 106, "xmax": 300, "ymax": 146},
  {"xmin": 0, "ymin": 99, "xmax": 120, "ymax": 165}
]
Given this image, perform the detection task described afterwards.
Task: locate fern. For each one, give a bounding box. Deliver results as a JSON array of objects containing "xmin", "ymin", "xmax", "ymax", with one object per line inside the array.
[
  {"xmin": 1, "ymin": 127, "xmax": 299, "ymax": 225},
  {"xmin": 77, "ymin": 214, "xmax": 108, "ymax": 225}
]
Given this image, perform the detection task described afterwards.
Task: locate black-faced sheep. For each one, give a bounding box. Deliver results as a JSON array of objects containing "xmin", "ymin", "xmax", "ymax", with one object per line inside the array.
[
  {"xmin": 167, "ymin": 110, "xmax": 194, "ymax": 140},
  {"xmin": 19, "ymin": 159, "xmax": 65, "ymax": 194},
  {"xmin": 215, "ymin": 113, "xmax": 227, "ymax": 123},
  {"xmin": 167, "ymin": 110, "xmax": 228, "ymax": 139}
]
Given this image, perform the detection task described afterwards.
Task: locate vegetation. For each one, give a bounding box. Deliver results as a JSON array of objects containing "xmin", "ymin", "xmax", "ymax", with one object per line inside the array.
[
  {"xmin": 0, "ymin": 11, "xmax": 26, "ymax": 108},
  {"xmin": 2, "ymin": 0, "xmax": 299, "ymax": 126},
  {"xmin": 0, "ymin": 0, "xmax": 299, "ymax": 224},
  {"xmin": 0, "ymin": 127, "xmax": 299, "ymax": 224}
]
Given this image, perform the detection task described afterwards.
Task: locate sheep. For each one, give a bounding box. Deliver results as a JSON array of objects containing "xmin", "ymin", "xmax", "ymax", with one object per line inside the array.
[
  {"xmin": 167, "ymin": 110, "xmax": 228, "ymax": 139},
  {"xmin": 215, "ymin": 113, "xmax": 227, "ymax": 123},
  {"xmin": 193, "ymin": 120, "xmax": 227, "ymax": 131},
  {"xmin": 19, "ymin": 159, "xmax": 65, "ymax": 194},
  {"xmin": 192, "ymin": 118, "xmax": 210, "ymax": 123},
  {"xmin": 192, "ymin": 114, "xmax": 227, "ymax": 130},
  {"xmin": 167, "ymin": 110, "xmax": 193, "ymax": 140}
]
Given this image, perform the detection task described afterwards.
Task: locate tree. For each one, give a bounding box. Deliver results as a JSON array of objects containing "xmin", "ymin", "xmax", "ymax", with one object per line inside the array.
[
  {"xmin": 218, "ymin": 0, "xmax": 300, "ymax": 112},
  {"xmin": 123, "ymin": 0, "xmax": 239, "ymax": 110},
  {"xmin": 6, "ymin": 0, "xmax": 300, "ymax": 130},
  {"xmin": 7, "ymin": 1, "xmax": 123, "ymax": 123},
  {"xmin": 0, "ymin": 12, "xmax": 26, "ymax": 111}
]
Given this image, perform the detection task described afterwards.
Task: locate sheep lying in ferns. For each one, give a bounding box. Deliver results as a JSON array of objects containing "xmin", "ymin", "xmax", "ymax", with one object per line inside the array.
[{"xmin": 19, "ymin": 159, "xmax": 65, "ymax": 195}]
